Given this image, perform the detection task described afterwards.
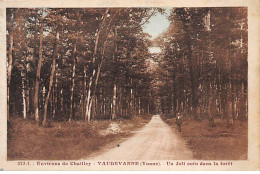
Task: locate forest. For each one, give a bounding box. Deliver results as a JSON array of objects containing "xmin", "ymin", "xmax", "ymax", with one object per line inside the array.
[
  {"xmin": 155, "ymin": 8, "xmax": 248, "ymax": 127},
  {"xmin": 7, "ymin": 8, "xmax": 247, "ymax": 127},
  {"xmin": 7, "ymin": 8, "xmax": 247, "ymax": 125},
  {"xmin": 7, "ymin": 8, "xmax": 160, "ymax": 126}
]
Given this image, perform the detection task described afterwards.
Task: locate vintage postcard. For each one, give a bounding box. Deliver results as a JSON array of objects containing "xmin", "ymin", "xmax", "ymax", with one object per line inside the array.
[{"xmin": 0, "ymin": 0, "xmax": 259, "ymax": 171}]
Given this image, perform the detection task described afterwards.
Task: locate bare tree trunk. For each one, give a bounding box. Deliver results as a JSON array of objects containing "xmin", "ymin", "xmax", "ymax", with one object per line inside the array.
[
  {"xmin": 226, "ymin": 83, "xmax": 232, "ymax": 128},
  {"xmin": 231, "ymin": 54, "xmax": 236, "ymax": 121},
  {"xmin": 91, "ymin": 95, "xmax": 96, "ymax": 120},
  {"xmin": 34, "ymin": 20, "xmax": 43, "ymax": 124},
  {"xmin": 148, "ymin": 103, "xmax": 150, "ymax": 114},
  {"xmin": 118, "ymin": 87, "xmax": 122, "ymax": 116},
  {"xmin": 102, "ymin": 89, "xmax": 106, "ymax": 115},
  {"xmin": 138, "ymin": 97, "xmax": 141, "ymax": 115},
  {"xmin": 42, "ymin": 86, "xmax": 46, "ymax": 107},
  {"xmin": 231, "ymin": 83, "xmax": 236, "ymax": 121},
  {"xmin": 130, "ymin": 79, "xmax": 133, "ymax": 113},
  {"xmin": 26, "ymin": 85, "xmax": 30, "ymax": 117},
  {"xmin": 112, "ymin": 84, "xmax": 117, "ymax": 119},
  {"xmin": 85, "ymin": 73, "xmax": 94, "ymax": 121},
  {"xmin": 50, "ymin": 88, "xmax": 53, "ymax": 118},
  {"xmin": 111, "ymin": 27, "xmax": 118, "ymax": 120},
  {"xmin": 82, "ymin": 67, "xmax": 87, "ymax": 117},
  {"xmin": 91, "ymin": 61, "xmax": 103, "ymax": 119},
  {"xmin": 43, "ymin": 59, "xmax": 56, "ymax": 126},
  {"xmin": 60, "ymin": 88, "xmax": 63, "ymax": 120},
  {"xmin": 51, "ymin": 79, "xmax": 55, "ymax": 118},
  {"xmin": 207, "ymin": 83, "xmax": 211, "ymax": 117},
  {"xmin": 21, "ymin": 71, "xmax": 27, "ymax": 119},
  {"xmin": 7, "ymin": 28, "xmax": 13, "ymax": 122},
  {"xmin": 87, "ymin": 97, "xmax": 93, "ymax": 121},
  {"xmin": 26, "ymin": 63, "xmax": 30, "ymax": 118},
  {"xmin": 42, "ymin": 32, "xmax": 59, "ymax": 127},
  {"xmin": 226, "ymin": 20, "xmax": 233, "ymax": 128},
  {"xmin": 69, "ymin": 31, "xmax": 78, "ymax": 121},
  {"xmin": 134, "ymin": 96, "xmax": 137, "ymax": 114},
  {"xmin": 53, "ymin": 69, "xmax": 58, "ymax": 119}
]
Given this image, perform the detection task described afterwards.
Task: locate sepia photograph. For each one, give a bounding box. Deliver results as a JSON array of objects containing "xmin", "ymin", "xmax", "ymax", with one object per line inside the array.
[
  {"xmin": 6, "ymin": 7, "xmax": 248, "ymax": 160},
  {"xmin": 1, "ymin": 0, "xmax": 259, "ymax": 171}
]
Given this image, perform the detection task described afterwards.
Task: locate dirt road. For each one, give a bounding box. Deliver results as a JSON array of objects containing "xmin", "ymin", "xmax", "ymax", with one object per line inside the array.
[{"xmin": 88, "ymin": 115, "xmax": 193, "ymax": 160}]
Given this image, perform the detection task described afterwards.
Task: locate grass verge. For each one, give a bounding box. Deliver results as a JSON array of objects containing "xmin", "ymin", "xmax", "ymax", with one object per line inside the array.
[
  {"xmin": 161, "ymin": 114, "xmax": 247, "ymax": 160},
  {"xmin": 7, "ymin": 115, "xmax": 151, "ymax": 160}
]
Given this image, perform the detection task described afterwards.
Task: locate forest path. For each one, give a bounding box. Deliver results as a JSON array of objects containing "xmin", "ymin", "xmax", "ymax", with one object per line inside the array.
[{"xmin": 87, "ymin": 115, "xmax": 193, "ymax": 160}]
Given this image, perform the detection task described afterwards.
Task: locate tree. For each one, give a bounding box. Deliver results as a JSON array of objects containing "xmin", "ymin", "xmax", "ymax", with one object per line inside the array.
[
  {"xmin": 33, "ymin": 10, "xmax": 44, "ymax": 124},
  {"xmin": 7, "ymin": 9, "xmax": 15, "ymax": 122}
]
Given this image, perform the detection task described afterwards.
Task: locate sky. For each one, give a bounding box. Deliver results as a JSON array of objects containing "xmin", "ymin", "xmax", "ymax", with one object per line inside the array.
[{"xmin": 143, "ymin": 8, "xmax": 171, "ymax": 53}]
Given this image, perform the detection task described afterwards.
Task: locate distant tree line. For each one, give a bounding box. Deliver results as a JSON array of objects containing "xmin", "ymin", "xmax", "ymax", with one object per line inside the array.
[
  {"xmin": 155, "ymin": 8, "xmax": 248, "ymax": 127},
  {"xmin": 7, "ymin": 8, "xmax": 160, "ymax": 126}
]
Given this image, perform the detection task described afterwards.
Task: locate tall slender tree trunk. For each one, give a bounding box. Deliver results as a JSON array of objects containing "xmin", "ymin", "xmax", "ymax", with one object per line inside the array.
[
  {"xmin": 226, "ymin": 13, "xmax": 233, "ymax": 128},
  {"xmin": 42, "ymin": 86, "xmax": 46, "ymax": 108},
  {"xmin": 112, "ymin": 84, "xmax": 117, "ymax": 119},
  {"xmin": 231, "ymin": 53, "xmax": 236, "ymax": 121},
  {"xmin": 112, "ymin": 27, "xmax": 118, "ymax": 120},
  {"xmin": 207, "ymin": 82, "xmax": 211, "ymax": 117},
  {"xmin": 58, "ymin": 30, "xmax": 64, "ymax": 121},
  {"xmin": 51, "ymin": 79, "xmax": 55, "ymax": 118},
  {"xmin": 148, "ymin": 102, "xmax": 150, "ymax": 114},
  {"xmin": 26, "ymin": 61, "xmax": 30, "ymax": 118},
  {"xmin": 91, "ymin": 95, "xmax": 96, "ymax": 120},
  {"xmin": 42, "ymin": 31, "xmax": 59, "ymax": 127},
  {"xmin": 21, "ymin": 71, "xmax": 27, "ymax": 119},
  {"xmin": 134, "ymin": 95, "xmax": 137, "ymax": 114},
  {"xmin": 87, "ymin": 97, "xmax": 93, "ymax": 121},
  {"xmin": 92, "ymin": 60, "xmax": 103, "ymax": 119},
  {"xmin": 118, "ymin": 87, "xmax": 122, "ymax": 116},
  {"xmin": 7, "ymin": 28, "xmax": 13, "ymax": 122},
  {"xmin": 26, "ymin": 84, "xmax": 30, "ymax": 117},
  {"xmin": 102, "ymin": 90, "xmax": 106, "ymax": 115},
  {"xmin": 231, "ymin": 82, "xmax": 236, "ymax": 121},
  {"xmin": 244, "ymin": 83, "xmax": 248, "ymax": 120},
  {"xmin": 227, "ymin": 64, "xmax": 233, "ymax": 128},
  {"xmin": 60, "ymin": 88, "xmax": 63, "ymax": 120},
  {"xmin": 138, "ymin": 97, "xmax": 141, "ymax": 115},
  {"xmin": 53, "ymin": 69, "xmax": 58, "ymax": 119},
  {"xmin": 69, "ymin": 31, "xmax": 78, "ymax": 121},
  {"xmin": 50, "ymin": 88, "xmax": 53, "ymax": 117},
  {"xmin": 82, "ymin": 67, "xmax": 87, "ymax": 117},
  {"xmin": 43, "ymin": 59, "xmax": 56, "ymax": 126},
  {"xmin": 85, "ymin": 73, "xmax": 94, "ymax": 121},
  {"xmin": 34, "ymin": 20, "xmax": 43, "ymax": 124}
]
